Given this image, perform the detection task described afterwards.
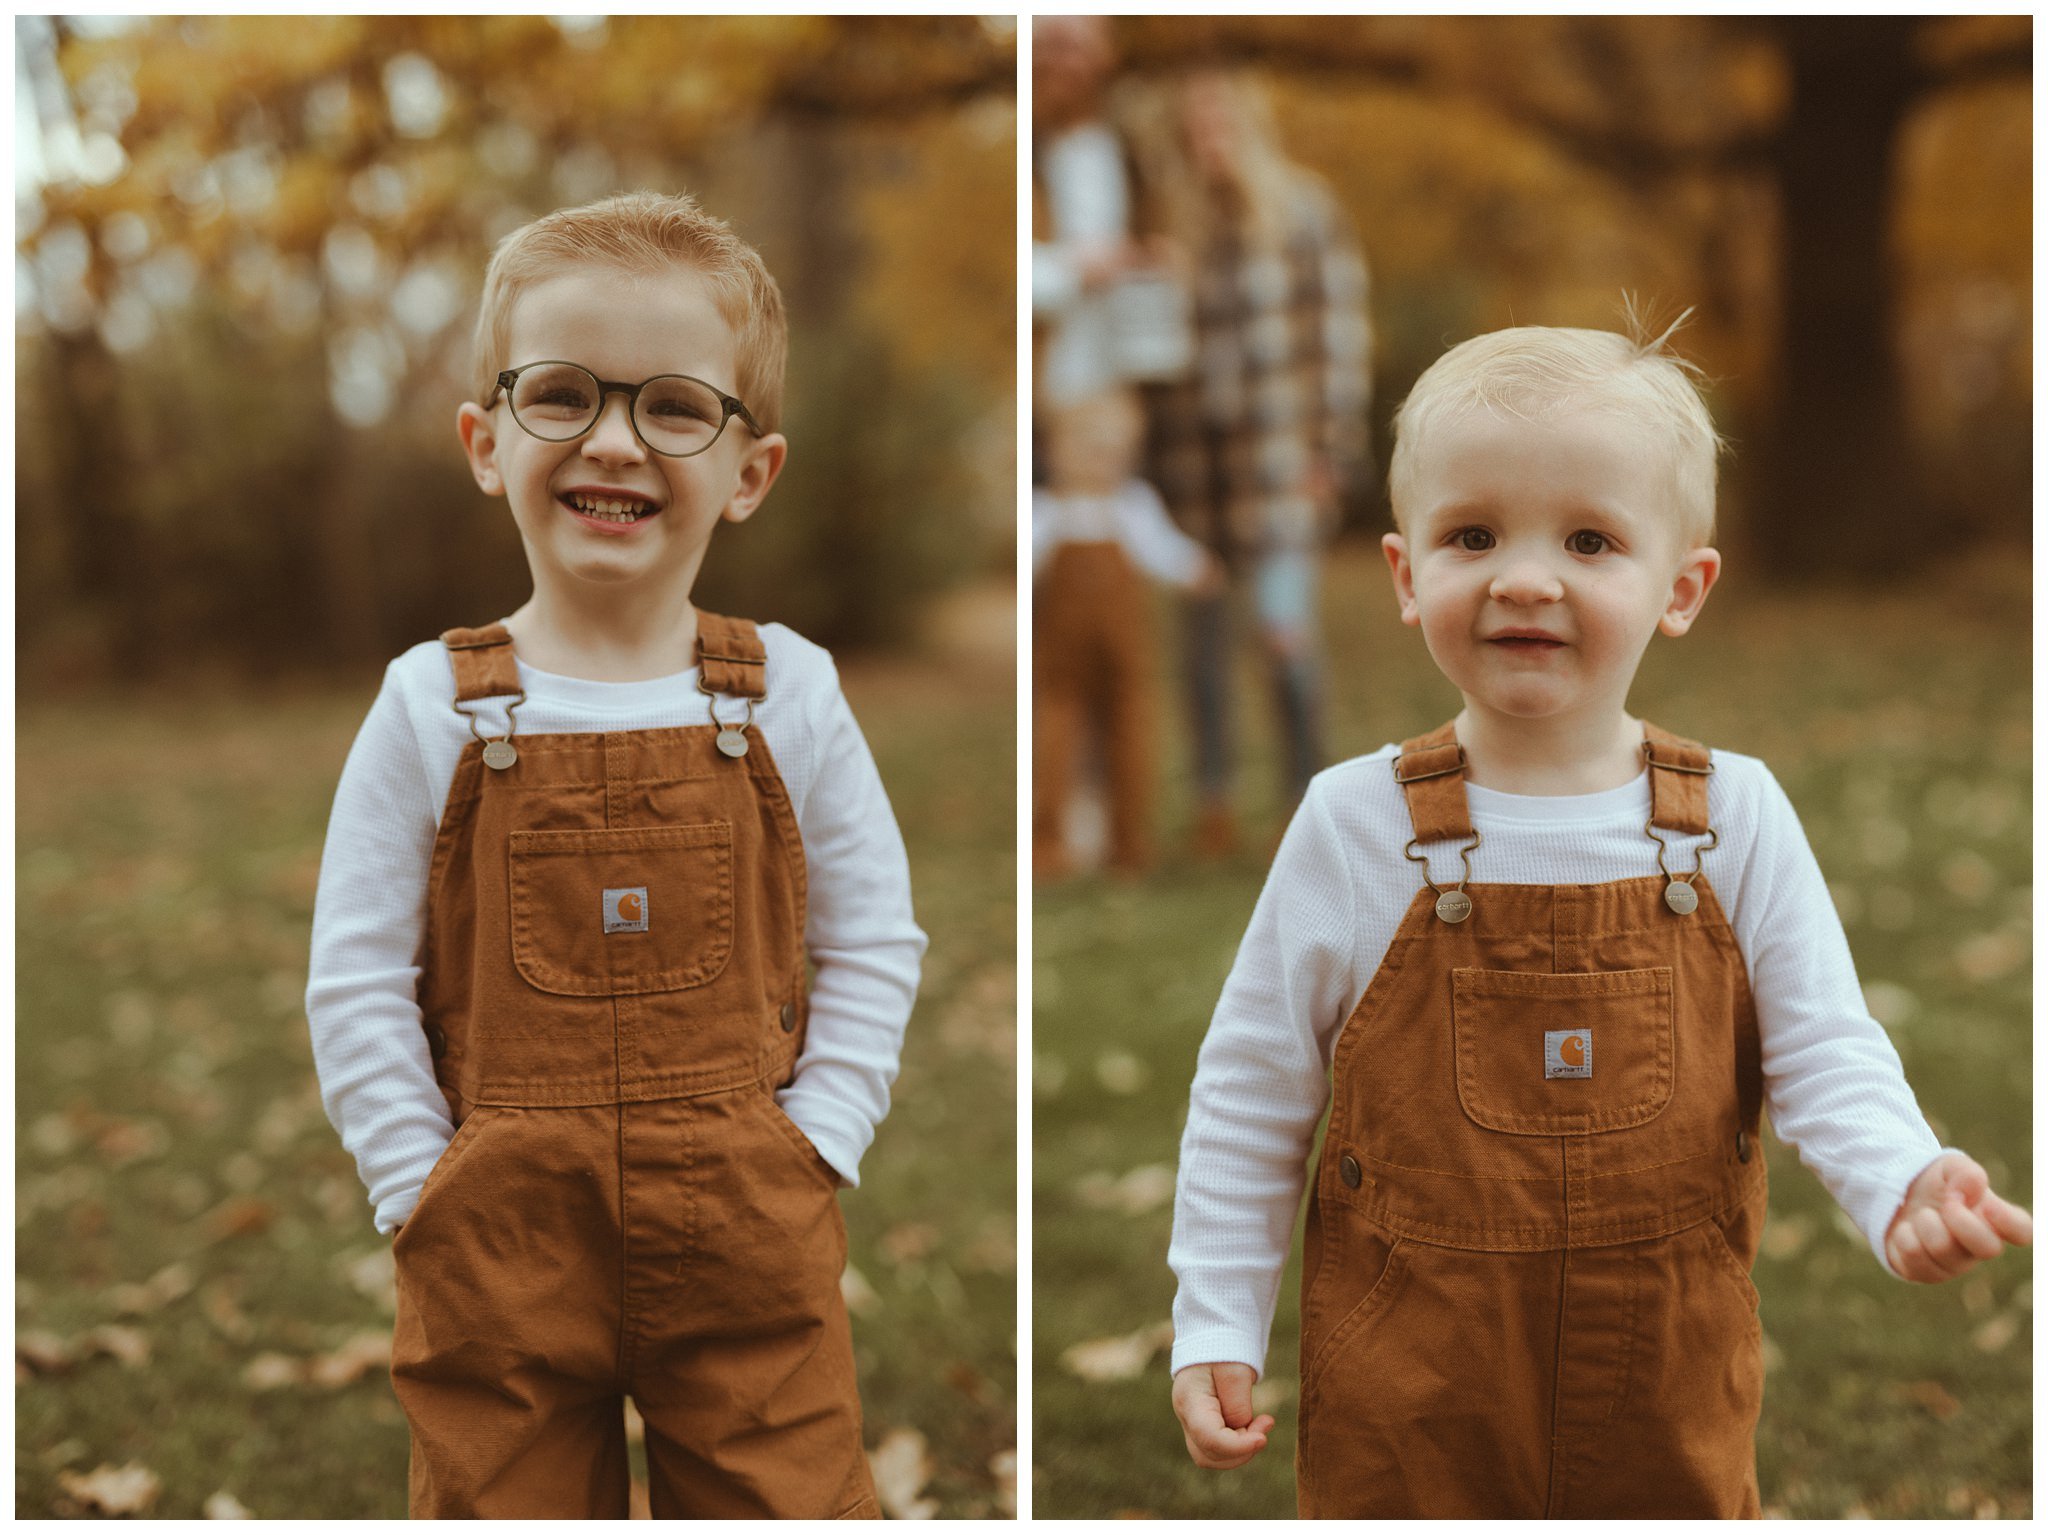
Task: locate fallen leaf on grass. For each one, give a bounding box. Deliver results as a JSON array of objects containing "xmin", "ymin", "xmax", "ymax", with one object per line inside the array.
[
  {"xmin": 109, "ymin": 1262, "xmax": 196, "ymax": 1316},
  {"xmin": 868, "ymin": 1426, "xmax": 938, "ymax": 1519},
  {"xmin": 203, "ymin": 1196, "xmax": 276, "ymax": 1242},
  {"xmin": 341, "ymin": 1247, "xmax": 397, "ymax": 1314},
  {"xmin": 1899, "ymin": 1380, "xmax": 1962, "ymax": 1421},
  {"xmin": 305, "ymin": 1330, "xmax": 390, "ymax": 1387},
  {"xmin": 79, "ymin": 1324, "xmax": 151, "ymax": 1368},
  {"xmin": 1955, "ymin": 930, "xmax": 2027, "ymax": 984},
  {"xmin": 242, "ymin": 1353, "xmax": 303, "ymax": 1391},
  {"xmin": 203, "ymin": 1280, "xmax": 254, "ymax": 1342},
  {"xmin": 881, "ymin": 1222, "xmax": 939, "ymax": 1268},
  {"xmin": 1095, "ymin": 1052, "xmax": 1149, "ymax": 1096},
  {"xmin": 945, "ymin": 1361, "xmax": 994, "ymax": 1405},
  {"xmin": 94, "ymin": 1116, "xmax": 170, "ymax": 1167},
  {"xmin": 841, "ymin": 1263, "xmax": 881, "ymax": 1317},
  {"xmin": 1972, "ymin": 1312, "xmax": 2022, "ymax": 1353},
  {"xmin": 204, "ymin": 1490, "xmax": 254, "ymax": 1518},
  {"xmin": 57, "ymin": 1462, "xmax": 161, "ymax": 1517},
  {"xmin": 1074, "ymin": 1164, "xmax": 1176, "ymax": 1217},
  {"xmin": 17, "ymin": 1331, "xmax": 75, "ymax": 1375},
  {"xmin": 1060, "ymin": 1321, "xmax": 1174, "ymax": 1382},
  {"xmin": 988, "ymin": 1449, "xmax": 1016, "ymax": 1517}
]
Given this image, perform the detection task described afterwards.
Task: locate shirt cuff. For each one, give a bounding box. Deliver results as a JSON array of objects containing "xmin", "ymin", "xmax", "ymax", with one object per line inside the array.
[
  {"xmin": 776, "ymin": 1090, "xmax": 869, "ymax": 1189},
  {"xmin": 1168, "ymin": 1328, "xmax": 1268, "ymax": 1381}
]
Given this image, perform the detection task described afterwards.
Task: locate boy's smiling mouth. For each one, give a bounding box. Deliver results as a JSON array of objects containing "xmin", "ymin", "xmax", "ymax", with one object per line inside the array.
[
  {"xmin": 559, "ymin": 488, "xmax": 662, "ymax": 528},
  {"xmin": 1487, "ymin": 628, "xmax": 1566, "ymax": 651}
]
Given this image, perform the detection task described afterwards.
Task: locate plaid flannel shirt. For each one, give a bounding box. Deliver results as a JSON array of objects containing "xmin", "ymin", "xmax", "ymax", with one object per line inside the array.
[{"xmin": 1147, "ymin": 176, "xmax": 1372, "ymax": 562}]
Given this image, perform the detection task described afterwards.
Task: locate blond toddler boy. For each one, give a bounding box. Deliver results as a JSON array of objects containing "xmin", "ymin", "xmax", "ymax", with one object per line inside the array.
[
  {"xmin": 305, "ymin": 191, "xmax": 924, "ymax": 1517},
  {"xmin": 1168, "ymin": 320, "xmax": 2029, "ymax": 1516}
]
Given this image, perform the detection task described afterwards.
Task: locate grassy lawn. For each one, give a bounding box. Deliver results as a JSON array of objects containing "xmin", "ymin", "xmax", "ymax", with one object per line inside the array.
[
  {"xmin": 16, "ymin": 588, "xmax": 1016, "ymax": 1519},
  {"xmin": 1032, "ymin": 541, "xmax": 2031, "ymax": 1518}
]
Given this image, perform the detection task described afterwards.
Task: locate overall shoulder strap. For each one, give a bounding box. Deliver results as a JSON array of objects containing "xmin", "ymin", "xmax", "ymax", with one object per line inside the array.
[
  {"xmin": 440, "ymin": 623, "xmax": 520, "ymax": 702},
  {"xmin": 1392, "ymin": 722, "xmax": 1473, "ymax": 844},
  {"xmin": 695, "ymin": 612, "xmax": 768, "ymax": 701},
  {"xmin": 1642, "ymin": 723, "xmax": 1713, "ymax": 835}
]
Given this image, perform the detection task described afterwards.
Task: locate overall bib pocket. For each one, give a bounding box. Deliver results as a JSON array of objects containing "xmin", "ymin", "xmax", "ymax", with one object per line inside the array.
[
  {"xmin": 509, "ymin": 822, "xmax": 734, "ymax": 996},
  {"xmin": 1452, "ymin": 966, "xmax": 1674, "ymax": 1136}
]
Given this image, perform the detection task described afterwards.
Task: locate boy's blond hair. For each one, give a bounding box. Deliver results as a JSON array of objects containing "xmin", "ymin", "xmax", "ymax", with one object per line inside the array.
[
  {"xmin": 1388, "ymin": 311, "xmax": 1724, "ymax": 547},
  {"xmin": 471, "ymin": 190, "xmax": 789, "ymax": 432}
]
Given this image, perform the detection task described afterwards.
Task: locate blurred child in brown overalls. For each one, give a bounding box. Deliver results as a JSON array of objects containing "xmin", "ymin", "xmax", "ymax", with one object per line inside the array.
[
  {"xmin": 1034, "ymin": 390, "xmax": 1218, "ymax": 879},
  {"xmin": 305, "ymin": 192, "xmax": 925, "ymax": 1518}
]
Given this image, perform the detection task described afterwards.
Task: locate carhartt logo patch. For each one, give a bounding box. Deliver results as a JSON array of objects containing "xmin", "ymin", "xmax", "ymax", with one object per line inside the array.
[
  {"xmin": 603, "ymin": 887, "xmax": 648, "ymax": 933},
  {"xmin": 1545, "ymin": 1029, "xmax": 1591, "ymax": 1079}
]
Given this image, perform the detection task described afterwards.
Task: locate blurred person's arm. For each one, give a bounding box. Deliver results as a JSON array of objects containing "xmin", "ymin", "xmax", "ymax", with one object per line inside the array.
[
  {"xmin": 304, "ymin": 667, "xmax": 456, "ymax": 1235},
  {"xmin": 1114, "ymin": 478, "xmax": 1217, "ymax": 591}
]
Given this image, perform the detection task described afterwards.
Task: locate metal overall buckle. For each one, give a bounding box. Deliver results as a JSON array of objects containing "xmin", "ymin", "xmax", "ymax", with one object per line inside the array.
[
  {"xmin": 451, "ymin": 690, "xmax": 527, "ymax": 770},
  {"xmin": 698, "ymin": 673, "xmax": 753, "ymax": 758}
]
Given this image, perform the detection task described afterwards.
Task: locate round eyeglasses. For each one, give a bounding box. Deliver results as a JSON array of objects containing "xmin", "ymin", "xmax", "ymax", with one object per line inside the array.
[{"xmin": 489, "ymin": 361, "xmax": 763, "ymax": 458}]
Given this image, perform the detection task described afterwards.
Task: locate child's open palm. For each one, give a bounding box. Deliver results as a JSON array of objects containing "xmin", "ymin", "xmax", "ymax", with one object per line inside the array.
[{"xmin": 1884, "ymin": 1152, "xmax": 2032, "ymax": 1283}]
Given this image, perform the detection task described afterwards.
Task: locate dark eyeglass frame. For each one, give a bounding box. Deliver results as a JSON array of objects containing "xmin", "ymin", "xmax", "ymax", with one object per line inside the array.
[{"xmin": 488, "ymin": 360, "xmax": 764, "ymax": 458}]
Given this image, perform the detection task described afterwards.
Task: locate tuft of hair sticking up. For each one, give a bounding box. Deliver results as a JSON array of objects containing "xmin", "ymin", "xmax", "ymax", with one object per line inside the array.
[
  {"xmin": 1389, "ymin": 297, "xmax": 1726, "ymax": 547},
  {"xmin": 470, "ymin": 190, "xmax": 788, "ymax": 431}
]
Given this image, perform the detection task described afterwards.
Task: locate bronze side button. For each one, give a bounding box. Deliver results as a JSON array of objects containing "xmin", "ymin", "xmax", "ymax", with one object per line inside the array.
[
  {"xmin": 1736, "ymin": 1129, "xmax": 1751, "ymax": 1164},
  {"xmin": 779, "ymin": 1001, "xmax": 798, "ymax": 1032},
  {"xmin": 1339, "ymin": 1155, "xmax": 1362, "ymax": 1189},
  {"xmin": 424, "ymin": 1024, "xmax": 445, "ymax": 1054}
]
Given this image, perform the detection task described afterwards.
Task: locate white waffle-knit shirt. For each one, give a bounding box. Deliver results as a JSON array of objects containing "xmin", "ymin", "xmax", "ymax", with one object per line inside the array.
[
  {"xmin": 306, "ymin": 623, "xmax": 926, "ymax": 1234},
  {"xmin": 1169, "ymin": 744, "xmax": 1944, "ymax": 1378}
]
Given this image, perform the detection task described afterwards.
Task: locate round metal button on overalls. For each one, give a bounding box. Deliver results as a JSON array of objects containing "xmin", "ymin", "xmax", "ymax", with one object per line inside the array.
[
  {"xmin": 1339, "ymin": 1155, "xmax": 1362, "ymax": 1189},
  {"xmin": 779, "ymin": 1001, "xmax": 798, "ymax": 1032}
]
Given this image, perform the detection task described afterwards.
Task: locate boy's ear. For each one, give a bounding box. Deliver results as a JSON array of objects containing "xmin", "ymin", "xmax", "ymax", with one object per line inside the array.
[
  {"xmin": 721, "ymin": 432, "xmax": 788, "ymax": 526},
  {"xmin": 1382, "ymin": 532, "xmax": 1420, "ymax": 627},
  {"xmin": 457, "ymin": 402, "xmax": 504, "ymax": 497},
  {"xmin": 1659, "ymin": 545, "xmax": 1722, "ymax": 637}
]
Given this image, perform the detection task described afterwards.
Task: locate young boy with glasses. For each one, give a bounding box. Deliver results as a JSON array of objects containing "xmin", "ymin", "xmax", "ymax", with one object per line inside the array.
[
  {"xmin": 305, "ymin": 190, "xmax": 925, "ymax": 1518},
  {"xmin": 1167, "ymin": 319, "xmax": 2030, "ymax": 1516}
]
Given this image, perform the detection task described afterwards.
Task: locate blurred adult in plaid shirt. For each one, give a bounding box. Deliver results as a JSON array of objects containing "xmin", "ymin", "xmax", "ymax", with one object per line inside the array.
[{"xmin": 1141, "ymin": 71, "xmax": 1373, "ymax": 854}]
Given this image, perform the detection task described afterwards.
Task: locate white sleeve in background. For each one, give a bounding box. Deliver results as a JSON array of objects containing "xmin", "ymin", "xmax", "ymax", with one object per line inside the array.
[
  {"xmin": 1731, "ymin": 769, "xmax": 1944, "ymax": 1275},
  {"xmin": 1115, "ymin": 479, "xmax": 1209, "ymax": 588},
  {"xmin": 304, "ymin": 668, "xmax": 458, "ymax": 1234},
  {"xmin": 773, "ymin": 661, "xmax": 928, "ymax": 1188},
  {"xmin": 1169, "ymin": 781, "xmax": 1365, "ymax": 1379}
]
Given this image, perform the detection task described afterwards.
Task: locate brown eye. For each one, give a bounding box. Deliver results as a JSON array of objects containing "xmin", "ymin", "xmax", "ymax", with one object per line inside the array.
[
  {"xmin": 1569, "ymin": 530, "xmax": 1609, "ymax": 555},
  {"xmin": 1455, "ymin": 528, "xmax": 1494, "ymax": 552}
]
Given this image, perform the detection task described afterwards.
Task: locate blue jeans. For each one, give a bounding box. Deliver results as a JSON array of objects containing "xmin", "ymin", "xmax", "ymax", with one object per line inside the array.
[{"xmin": 1185, "ymin": 549, "xmax": 1323, "ymax": 808}]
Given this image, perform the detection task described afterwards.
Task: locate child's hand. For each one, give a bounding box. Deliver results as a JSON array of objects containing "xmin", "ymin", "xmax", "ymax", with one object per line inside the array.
[
  {"xmin": 1171, "ymin": 1361, "xmax": 1275, "ymax": 1469},
  {"xmin": 1884, "ymin": 1152, "xmax": 2033, "ymax": 1283}
]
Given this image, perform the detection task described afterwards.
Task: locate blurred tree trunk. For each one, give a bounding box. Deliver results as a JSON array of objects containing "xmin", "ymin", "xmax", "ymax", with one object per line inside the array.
[
  {"xmin": 311, "ymin": 420, "xmax": 386, "ymax": 663},
  {"xmin": 1760, "ymin": 19, "xmax": 1920, "ymax": 579}
]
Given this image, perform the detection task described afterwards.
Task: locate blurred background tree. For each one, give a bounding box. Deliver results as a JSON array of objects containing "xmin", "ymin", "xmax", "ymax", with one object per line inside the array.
[
  {"xmin": 17, "ymin": 15, "xmax": 1016, "ymax": 687},
  {"xmin": 1111, "ymin": 14, "xmax": 2029, "ymax": 580}
]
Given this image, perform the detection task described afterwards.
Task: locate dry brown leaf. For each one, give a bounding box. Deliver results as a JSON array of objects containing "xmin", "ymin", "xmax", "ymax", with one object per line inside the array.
[
  {"xmin": 1972, "ymin": 1312, "xmax": 2022, "ymax": 1353},
  {"xmin": 204, "ymin": 1490, "xmax": 254, "ymax": 1518},
  {"xmin": 306, "ymin": 1330, "xmax": 390, "ymax": 1388},
  {"xmin": 840, "ymin": 1262, "xmax": 881, "ymax": 1318},
  {"xmin": 1074, "ymin": 1164, "xmax": 1175, "ymax": 1217},
  {"xmin": 242, "ymin": 1352, "xmax": 304, "ymax": 1391},
  {"xmin": 203, "ymin": 1280, "xmax": 254, "ymax": 1342},
  {"xmin": 58, "ymin": 1462, "xmax": 161, "ymax": 1517},
  {"xmin": 203, "ymin": 1196, "xmax": 277, "ymax": 1242},
  {"xmin": 109, "ymin": 1262, "xmax": 197, "ymax": 1317},
  {"xmin": 945, "ymin": 1361, "xmax": 994, "ymax": 1405},
  {"xmin": 868, "ymin": 1426, "xmax": 938, "ymax": 1519},
  {"xmin": 988, "ymin": 1448, "xmax": 1016, "ymax": 1518},
  {"xmin": 881, "ymin": 1222, "xmax": 939, "ymax": 1268},
  {"xmin": 80, "ymin": 1324, "xmax": 151, "ymax": 1368},
  {"xmin": 341, "ymin": 1247, "xmax": 397, "ymax": 1314},
  {"xmin": 94, "ymin": 1116, "xmax": 170, "ymax": 1167},
  {"xmin": 1900, "ymin": 1379, "xmax": 1962, "ymax": 1421},
  {"xmin": 17, "ymin": 1330, "xmax": 75, "ymax": 1375},
  {"xmin": 1060, "ymin": 1321, "xmax": 1174, "ymax": 1383}
]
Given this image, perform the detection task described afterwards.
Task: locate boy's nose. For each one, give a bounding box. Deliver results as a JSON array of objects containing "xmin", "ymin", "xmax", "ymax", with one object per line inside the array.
[
  {"xmin": 582, "ymin": 393, "xmax": 646, "ymax": 459},
  {"xmin": 1489, "ymin": 557, "xmax": 1564, "ymax": 605}
]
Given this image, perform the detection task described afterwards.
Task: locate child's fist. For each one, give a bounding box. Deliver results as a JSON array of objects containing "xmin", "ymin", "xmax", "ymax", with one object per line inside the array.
[
  {"xmin": 1171, "ymin": 1361, "xmax": 1275, "ymax": 1469},
  {"xmin": 1884, "ymin": 1152, "xmax": 2033, "ymax": 1283}
]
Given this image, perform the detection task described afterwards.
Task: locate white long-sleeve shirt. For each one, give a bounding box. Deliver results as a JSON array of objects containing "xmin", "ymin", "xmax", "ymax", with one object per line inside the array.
[
  {"xmin": 1034, "ymin": 121, "xmax": 1134, "ymax": 407},
  {"xmin": 1032, "ymin": 481, "xmax": 1209, "ymax": 587},
  {"xmin": 306, "ymin": 623, "xmax": 926, "ymax": 1234},
  {"xmin": 1169, "ymin": 745, "xmax": 1943, "ymax": 1378}
]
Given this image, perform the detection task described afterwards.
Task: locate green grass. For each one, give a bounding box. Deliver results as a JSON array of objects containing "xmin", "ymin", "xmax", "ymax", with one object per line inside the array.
[
  {"xmin": 16, "ymin": 602, "xmax": 1016, "ymax": 1519},
  {"xmin": 1032, "ymin": 542, "xmax": 2031, "ymax": 1518}
]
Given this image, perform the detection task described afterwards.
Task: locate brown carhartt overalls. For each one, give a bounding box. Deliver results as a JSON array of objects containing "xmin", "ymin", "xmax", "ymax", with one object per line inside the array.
[
  {"xmin": 1034, "ymin": 541, "xmax": 1158, "ymax": 875},
  {"xmin": 388, "ymin": 614, "xmax": 879, "ymax": 1519},
  {"xmin": 1298, "ymin": 722, "xmax": 1768, "ymax": 1519}
]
